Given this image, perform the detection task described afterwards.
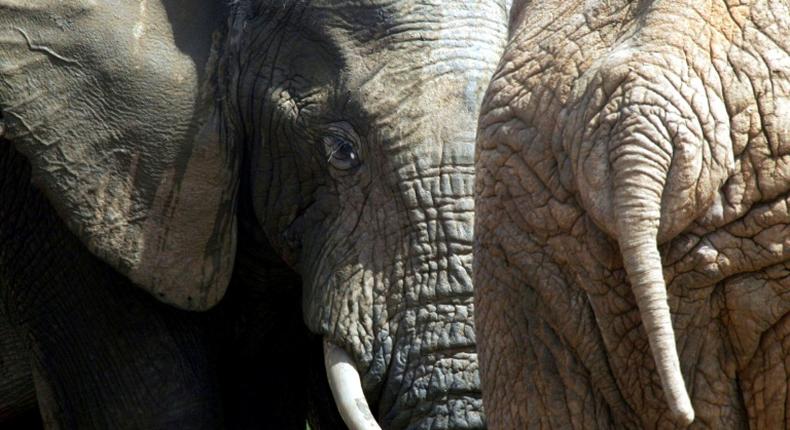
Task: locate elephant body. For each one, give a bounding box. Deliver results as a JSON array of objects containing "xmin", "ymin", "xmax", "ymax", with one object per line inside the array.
[
  {"xmin": 1, "ymin": 140, "xmax": 226, "ymax": 428},
  {"xmin": 476, "ymin": 0, "xmax": 790, "ymax": 428},
  {"xmin": 0, "ymin": 1, "xmax": 509, "ymax": 428},
  {"xmin": 0, "ymin": 297, "xmax": 36, "ymax": 425},
  {"xmin": 1, "ymin": 138, "xmax": 337, "ymax": 428}
]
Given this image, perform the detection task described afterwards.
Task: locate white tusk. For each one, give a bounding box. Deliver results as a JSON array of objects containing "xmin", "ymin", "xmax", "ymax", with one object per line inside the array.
[{"xmin": 323, "ymin": 339, "xmax": 382, "ymax": 430}]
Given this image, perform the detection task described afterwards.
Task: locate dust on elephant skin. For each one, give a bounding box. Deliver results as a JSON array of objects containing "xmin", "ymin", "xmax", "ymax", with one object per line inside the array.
[{"xmin": 475, "ymin": 1, "xmax": 790, "ymax": 428}]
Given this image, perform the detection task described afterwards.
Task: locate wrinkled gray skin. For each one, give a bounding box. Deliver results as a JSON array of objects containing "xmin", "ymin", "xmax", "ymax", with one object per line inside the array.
[
  {"xmin": 476, "ymin": 0, "xmax": 790, "ymax": 428},
  {"xmin": 0, "ymin": 0, "xmax": 509, "ymax": 428}
]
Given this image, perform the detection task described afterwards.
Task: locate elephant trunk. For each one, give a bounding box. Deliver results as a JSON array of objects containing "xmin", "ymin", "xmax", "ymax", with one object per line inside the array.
[
  {"xmin": 612, "ymin": 142, "xmax": 694, "ymax": 426},
  {"xmin": 376, "ymin": 306, "xmax": 481, "ymax": 430}
]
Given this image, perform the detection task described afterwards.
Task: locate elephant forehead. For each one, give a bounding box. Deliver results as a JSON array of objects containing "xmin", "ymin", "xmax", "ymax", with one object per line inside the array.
[
  {"xmin": 312, "ymin": 0, "xmax": 508, "ymax": 41},
  {"xmin": 231, "ymin": 1, "xmax": 507, "ymax": 131},
  {"xmin": 309, "ymin": 1, "xmax": 508, "ymax": 107},
  {"xmin": 334, "ymin": 2, "xmax": 508, "ymax": 167}
]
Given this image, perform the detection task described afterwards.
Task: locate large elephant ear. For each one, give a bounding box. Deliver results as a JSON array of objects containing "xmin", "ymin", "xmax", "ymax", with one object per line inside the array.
[{"xmin": 0, "ymin": 0, "xmax": 237, "ymax": 310}]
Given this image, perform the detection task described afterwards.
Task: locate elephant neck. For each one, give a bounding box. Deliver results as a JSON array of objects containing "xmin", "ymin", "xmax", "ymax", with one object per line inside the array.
[
  {"xmin": 0, "ymin": 141, "xmax": 83, "ymax": 320},
  {"xmin": 0, "ymin": 141, "xmax": 42, "ymax": 251}
]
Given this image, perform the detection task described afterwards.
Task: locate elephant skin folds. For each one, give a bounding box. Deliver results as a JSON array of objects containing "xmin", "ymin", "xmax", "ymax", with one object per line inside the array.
[
  {"xmin": 475, "ymin": 0, "xmax": 790, "ymax": 428},
  {"xmin": 0, "ymin": 1, "xmax": 511, "ymax": 428}
]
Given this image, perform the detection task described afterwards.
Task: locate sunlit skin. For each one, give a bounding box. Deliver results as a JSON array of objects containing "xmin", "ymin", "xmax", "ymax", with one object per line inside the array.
[{"xmin": 475, "ymin": 1, "xmax": 790, "ymax": 428}]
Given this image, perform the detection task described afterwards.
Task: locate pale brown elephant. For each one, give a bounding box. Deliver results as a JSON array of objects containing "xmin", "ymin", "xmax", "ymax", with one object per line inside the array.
[{"xmin": 475, "ymin": 0, "xmax": 790, "ymax": 428}]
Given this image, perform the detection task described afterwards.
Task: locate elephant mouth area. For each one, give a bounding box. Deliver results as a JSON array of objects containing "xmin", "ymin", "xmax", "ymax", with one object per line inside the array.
[
  {"xmin": 316, "ymin": 262, "xmax": 481, "ymax": 429},
  {"xmin": 380, "ymin": 394, "xmax": 485, "ymax": 430},
  {"xmin": 374, "ymin": 350, "xmax": 484, "ymax": 430}
]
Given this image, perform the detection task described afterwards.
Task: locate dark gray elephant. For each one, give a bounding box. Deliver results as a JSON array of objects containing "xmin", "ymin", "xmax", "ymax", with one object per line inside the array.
[
  {"xmin": 0, "ymin": 305, "xmax": 36, "ymax": 425},
  {"xmin": 475, "ymin": 0, "xmax": 790, "ymax": 428},
  {"xmin": 0, "ymin": 0, "xmax": 509, "ymax": 428}
]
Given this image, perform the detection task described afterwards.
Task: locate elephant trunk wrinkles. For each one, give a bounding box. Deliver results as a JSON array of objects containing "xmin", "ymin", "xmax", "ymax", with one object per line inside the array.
[
  {"xmin": 378, "ymin": 302, "xmax": 481, "ymax": 430},
  {"xmin": 612, "ymin": 146, "xmax": 694, "ymax": 425},
  {"xmin": 380, "ymin": 172, "xmax": 480, "ymax": 429},
  {"xmin": 311, "ymin": 166, "xmax": 481, "ymax": 429}
]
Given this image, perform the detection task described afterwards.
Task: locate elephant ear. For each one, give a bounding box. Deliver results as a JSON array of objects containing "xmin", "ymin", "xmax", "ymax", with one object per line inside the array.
[{"xmin": 0, "ymin": 1, "xmax": 237, "ymax": 310}]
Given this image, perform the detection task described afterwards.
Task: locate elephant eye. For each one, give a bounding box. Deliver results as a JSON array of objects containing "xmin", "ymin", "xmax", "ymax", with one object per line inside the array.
[{"xmin": 323, "ymin": 135, "xmax": 361, "ymax": 170}]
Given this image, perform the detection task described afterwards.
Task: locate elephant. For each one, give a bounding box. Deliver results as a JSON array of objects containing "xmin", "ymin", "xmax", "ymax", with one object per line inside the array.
[
  {"xmin": 475, "ymin": 0, "xmax": 790, "ymax": 428},
  {"xmin": 0, "ymin": 304, "xmax": 37, "ymax": 426},
  {"xmin": 0, "ymin": 0, "xmax": 510, "ymax": 428}
]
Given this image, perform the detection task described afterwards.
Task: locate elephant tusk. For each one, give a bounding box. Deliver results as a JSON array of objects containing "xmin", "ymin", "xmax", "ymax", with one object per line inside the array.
[{"xmin": 323, "ymin": 339, "xmax": 382, "ymax": 430}]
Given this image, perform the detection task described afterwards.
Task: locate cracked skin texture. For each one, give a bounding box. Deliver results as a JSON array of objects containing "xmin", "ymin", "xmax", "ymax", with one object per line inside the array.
[
  {"xmin": 1, "ymin": 1, "xmax": 510, "ymax": 428},
  {"xmin": 475, "ymin": 0, "xmax": 790, "ymax": 428}
]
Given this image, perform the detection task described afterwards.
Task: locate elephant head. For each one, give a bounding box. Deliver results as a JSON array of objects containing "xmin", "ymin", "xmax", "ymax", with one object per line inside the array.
[
  {"xmin": 0, "ymin": 0, "xmax": 509, "ymax": 428},
  {"xmin": 477, "ymin": 0, "xmax": 790, "ymax": 427}
]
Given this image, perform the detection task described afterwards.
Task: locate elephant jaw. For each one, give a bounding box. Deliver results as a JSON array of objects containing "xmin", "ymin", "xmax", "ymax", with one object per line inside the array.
[{"xmin": 323, "ymin": 339, "xmax": 382, "ymax": 430}]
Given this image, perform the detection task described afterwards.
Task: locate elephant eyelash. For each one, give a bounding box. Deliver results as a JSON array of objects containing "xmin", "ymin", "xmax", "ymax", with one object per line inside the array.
[{"xmin": 326, "ymin": 144, "xmax": 342, "ymax": 162}]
